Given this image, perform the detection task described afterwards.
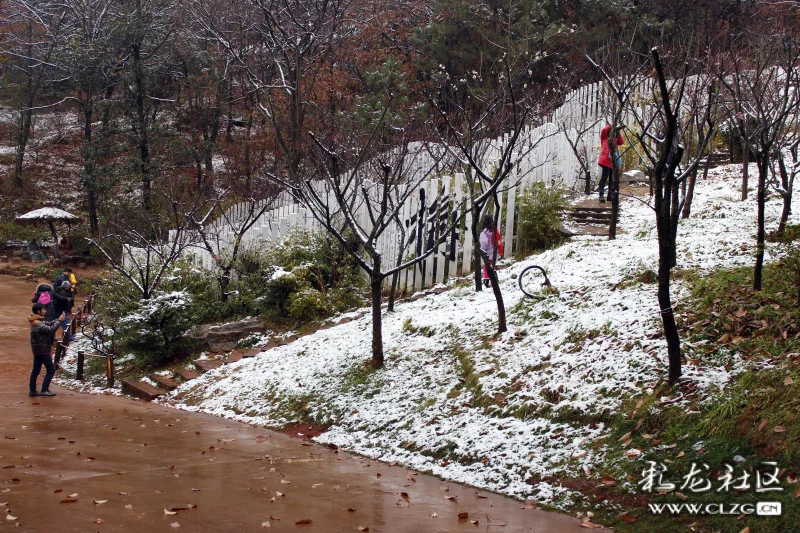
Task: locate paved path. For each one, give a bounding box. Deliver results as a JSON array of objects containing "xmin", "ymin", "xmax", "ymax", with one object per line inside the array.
[{"xmin": 1, "ymin": 275, "xmax": 593, "ymax": 533}]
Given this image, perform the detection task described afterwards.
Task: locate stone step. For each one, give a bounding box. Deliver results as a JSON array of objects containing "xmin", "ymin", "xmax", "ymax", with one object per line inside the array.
[
  {"xmin": 572, "ymin": 206, "xmax": 613, "ymax": 214},
  {"xmin": 571, "ymin": 216, "xmax": 611, "ymax": 224},
  {"xmin": 121, "ymin": 380, "xmax": 165, "ymax": 401},
  {"xmin": 151, "ymin": 374, "xmax": 180, "ymax": 391},
  {"xmin": 243, "ymin": 348, "xmax": 261, "ymax": 358},
  {"xmin": 571, "ymin": 211, "xmax": 612, "ymax": 220},
  {"xmin": 569, "ymin": 225, "xmax": 610, "ymax": 237},
  {"xmin": 194, "ymin": 359, "xmax": 224, "ymax": 374},
  {"xmin": 224, "ymin": 350, "xmax": 244, "ymax": 364},
  {"xmin": 573, "ymin": 220, "xmax": 611, "ymax": 228},
  {"xmin": 174, "ymin": 368, "xmax": 200, "ymax": 381}
]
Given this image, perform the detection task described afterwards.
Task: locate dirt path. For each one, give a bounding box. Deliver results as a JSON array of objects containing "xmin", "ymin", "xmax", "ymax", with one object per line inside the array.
[{"xmin": 0, "ymin": 275, "xmax": 596, "ymax": 532}]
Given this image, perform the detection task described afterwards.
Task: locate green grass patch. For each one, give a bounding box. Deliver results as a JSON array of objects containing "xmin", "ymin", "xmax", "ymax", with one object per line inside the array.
[{"xmin": 563, "ymin": 262, "xmax": 800, "ymax": 532}]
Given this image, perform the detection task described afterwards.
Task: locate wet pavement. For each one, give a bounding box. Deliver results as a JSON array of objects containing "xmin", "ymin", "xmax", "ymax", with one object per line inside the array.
[{"xmin": 1, "ymin": 275, "xmax": 593, "ymax": 532}]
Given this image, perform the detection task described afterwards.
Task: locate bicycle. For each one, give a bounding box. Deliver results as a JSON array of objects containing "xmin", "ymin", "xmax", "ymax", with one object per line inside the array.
[{"xmin": 518, "ymin": 265, "xmax": 552, "ymax": 298}]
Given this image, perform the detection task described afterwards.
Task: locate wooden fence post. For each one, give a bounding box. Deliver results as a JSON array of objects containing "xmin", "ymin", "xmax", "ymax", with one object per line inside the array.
[
  {"xmin": 106, "ymin": 354, "xmax": 114, "ymax": 388},
  {"xmin": 53, "ymin": 342, "xmax": 65, "ymax": 369},
  {"xmin": 77, "ymin": 351, "xmax": 85, "ymax": 381}
]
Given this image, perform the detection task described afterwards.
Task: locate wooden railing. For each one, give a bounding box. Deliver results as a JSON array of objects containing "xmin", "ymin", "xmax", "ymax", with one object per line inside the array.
[{"xmin": 53, "ymin": 293, "xmax": 114, "ymax": 387}]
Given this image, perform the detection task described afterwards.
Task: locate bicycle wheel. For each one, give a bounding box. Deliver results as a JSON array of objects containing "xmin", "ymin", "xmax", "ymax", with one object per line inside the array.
[{"xmin": 519, "ymin": 265, "xmax": 550, "ymax": 298}]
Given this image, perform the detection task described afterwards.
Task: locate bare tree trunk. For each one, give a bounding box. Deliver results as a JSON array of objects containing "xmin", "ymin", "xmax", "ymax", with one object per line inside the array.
[
  {"xmin": 658, "ymin": 246, "xmax": 681, "ymax": 384},
  {"xmin": 777, "ymin": 157, "xmax": 792, "ymax": 237},
  {"xmin": 480, "ymin": 251, "xmax": 506, "ymax": 334},
  {"xmin": 14, "ymin": 108, "xmax": 32, "ymax": 189},
  {"xmin": 681, "ymin": 165, "xmax": 700, "ymax": 219},
  {"xmin": 82, "ymin": 100, "xmax": 99, "ymax": 236},
  {"xmin": 584, "ymin": 167, "xmax": 591, "ymax": 195},
  {"xmin": 655, "ymin": 174, "xmax": 681, "ymax": 384},
  {"xmin": 13, "ymin": 20, "xmax": 37, "ymax": 189},
  {"xmin": 388, "ymin": 271, "xmax": 400, "ymax": 312},
  {"xmin": 754, "ymin": 154, "xmax": 768, "ymax": 290},
  {"xmin": 608, "ymin": 128, "xmax": 621, "ymax": 240},
  {"xmin": 741, "ymin": 124, "xmax": 749, "ymax": 200},
  {"xmin": 370, "ymin": 259, "xmax": 384, "ymax": 368},
  {"xmin": 132, "ymin": 3, "xmax": 151, "ymax": 211}
]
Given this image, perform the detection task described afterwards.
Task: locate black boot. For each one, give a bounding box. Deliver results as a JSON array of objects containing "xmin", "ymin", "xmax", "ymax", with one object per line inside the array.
[{"xmin": 483, "ymin": 278, "xmax": 490, "ymax": 288}]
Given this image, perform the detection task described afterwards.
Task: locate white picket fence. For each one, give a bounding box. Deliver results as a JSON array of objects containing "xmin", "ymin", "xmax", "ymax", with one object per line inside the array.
[{"xmin": 128, "ymin": 77, "xmax": 666, "ymax": 294}]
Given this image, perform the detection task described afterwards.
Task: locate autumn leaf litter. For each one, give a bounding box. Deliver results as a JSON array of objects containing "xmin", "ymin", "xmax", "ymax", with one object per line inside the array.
[{"xmin": 163, "ymin": 164, "xmax": 789, "ymax": 506}]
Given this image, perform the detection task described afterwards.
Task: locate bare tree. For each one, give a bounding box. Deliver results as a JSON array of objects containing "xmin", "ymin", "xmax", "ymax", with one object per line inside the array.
[
  {"xmin": 87, "ymin": 189, "xmax": 199, "ymax": 300},
  {"xmin": 587, "ymin": 44, "xmax": 653, "ymax": 240},
  {"xmin": 8, "ymin": 0, "xmax": 126, "ymax": 234},
  {"xmin": 187, "ymin": 0, "xmax": 355, "ymax": 184},
  {"xmin": 717, "ymin": 20, "xmax": 800, "ymax": 289},
  {"xmin": 425, "ymin": 13, "xmax": 561, "ymax": 334},
  {"xmin": 773, "ymin": 129, "xmax": 800, "ymax": 237},
  {"xmin": 0, "ymin": 1, "xmax": 66, "ymax": 189},
  {"xmin": 591, "ymin": 42, "xmax": 719, "ymax": 385},
  {"xmin": 188, "ymin": 181, "xmax": 281, "ymax": 301},
  {"xmin": 275, "ymin": 100, "xmax": 475, "ymax": 368},
  {"xmin": 556, "ymin": 97, "xmax": 601, "ymax": 195},
  {"xmin": 119, "ymin": 0, "xmax": 180, "ymax": 211}
]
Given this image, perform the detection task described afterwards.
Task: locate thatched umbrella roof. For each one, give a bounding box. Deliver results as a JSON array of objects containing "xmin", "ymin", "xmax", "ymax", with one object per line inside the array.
[
  {"xmin": 15, "ymin": 207, "xmax": 81, "ymax": 224},
  {"xmin": 15, "ymin": 207, "xmax": 81, "ymax": 259}
]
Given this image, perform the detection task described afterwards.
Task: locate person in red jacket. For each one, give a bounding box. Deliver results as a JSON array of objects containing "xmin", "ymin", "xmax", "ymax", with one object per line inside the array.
[{"xmin": 598, "ymin": 123, "xmax": 624, "ymax": 203}]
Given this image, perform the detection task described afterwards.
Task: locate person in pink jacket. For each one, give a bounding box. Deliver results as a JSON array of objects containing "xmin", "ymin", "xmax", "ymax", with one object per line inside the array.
[{"xmin": 598, "ymin": 123, "xmax": 624, "ymax": 203}]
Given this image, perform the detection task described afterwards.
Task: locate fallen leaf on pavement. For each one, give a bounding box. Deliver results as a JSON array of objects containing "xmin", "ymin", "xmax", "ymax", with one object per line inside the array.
[
  {"xmin": 458, "ymin": 512, "xmax": 468, "ymax": 519},
  {"xmin": 295, "ymin": 519, "xmax": 312, "ymax": 525},
  {"xmin": 93, "ymin": 500, "xmax": 107, "ymax": 505},
  {"xmin": 164, "ymin": 509, "xmax": 177, "ymax": 515}
]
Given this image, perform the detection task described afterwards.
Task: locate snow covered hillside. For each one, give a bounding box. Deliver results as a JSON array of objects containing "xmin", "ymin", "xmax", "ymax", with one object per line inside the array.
[{"xmin": 163, "ymin": 163, "xmax": 795, "ymax": 505}]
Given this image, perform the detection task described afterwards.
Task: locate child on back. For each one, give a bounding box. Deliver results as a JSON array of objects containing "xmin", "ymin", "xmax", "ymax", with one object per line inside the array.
[
  {"xmin": 479, "ymin": 215, "xmax": 503, "ymax": 288},
  {"xmin": 29, "ymin": 303, "xmax": 64, "ymax": 397}
]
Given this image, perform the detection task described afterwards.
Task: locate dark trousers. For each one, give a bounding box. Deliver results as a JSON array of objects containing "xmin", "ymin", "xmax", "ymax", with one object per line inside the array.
[
  {"xmin": 599, "ymin": 166, "xmax": 612, "ymax": 198},
  {"xmin": 30, "ymin": 351, "xmax": 55, "ymax": 393}
]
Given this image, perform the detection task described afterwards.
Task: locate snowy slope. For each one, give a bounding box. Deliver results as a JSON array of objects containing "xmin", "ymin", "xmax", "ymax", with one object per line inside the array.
[{"xmin": 164, "ymin": 163, "xmax": 794, "ymax": 505}]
